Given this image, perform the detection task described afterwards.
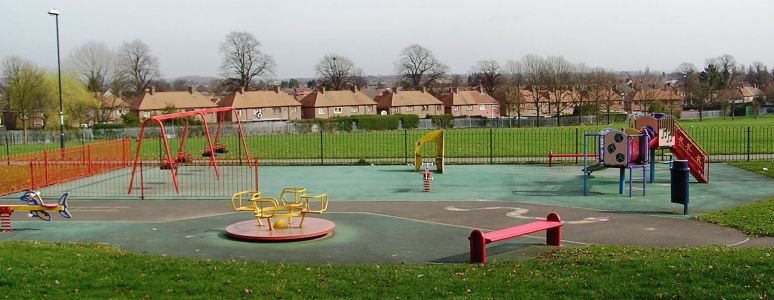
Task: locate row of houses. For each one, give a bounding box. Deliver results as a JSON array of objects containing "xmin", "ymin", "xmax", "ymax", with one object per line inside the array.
[
  {"xmin": 99, "ymin": 84, "xmax": 766, "ymax": 125},
  {"xmin": 110, "ymin": 85, "xmax": 500, "ymax": 123}
]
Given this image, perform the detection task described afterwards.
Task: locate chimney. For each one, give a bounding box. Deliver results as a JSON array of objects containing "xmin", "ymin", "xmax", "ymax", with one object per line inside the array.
[
  {"xmin": 274, "ymin": 85, "xmax": 281, "ymax": 94},
  {"xmin": 187, "ymin": 86, "xmax": 194, "ymax": 94},
  {"xmin": 350, "ymin": 85, "xmax": 358, "ymax": 93},
  {"xmin": 149, "ymin": 86, "xmax": 156, "ymax": 95},
  {"xmin": 239, "ymin": 87, "xmax": 245, "ymax": 94},
  {"xmin": 391, "ymin": 87, "xmax": 398, "ymax": 94},
  {"xmin": 317, "ymin": 86, "xmax": 325, "ymax": 94},
  {"xmin": 421, "ymin": 86, "xmax": 427, "ymax": 93},
  {"xmin": 476, "ymin": 85, "xmax": 483, "ymax": 93},
  {"xmin": 450, "ymin": 87, "xmax": 458, "ymax": 94}
]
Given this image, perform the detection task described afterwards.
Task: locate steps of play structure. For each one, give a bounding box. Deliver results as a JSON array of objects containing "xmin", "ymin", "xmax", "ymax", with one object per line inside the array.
[{"xmin": 672, "ymin": 124, "xmax": 709, "ymax": 183}]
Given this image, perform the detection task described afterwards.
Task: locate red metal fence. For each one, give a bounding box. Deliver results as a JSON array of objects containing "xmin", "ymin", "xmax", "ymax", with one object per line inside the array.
[{"xmin": 0, "ymin": 139, "xmax": 131, "ymax": 197}]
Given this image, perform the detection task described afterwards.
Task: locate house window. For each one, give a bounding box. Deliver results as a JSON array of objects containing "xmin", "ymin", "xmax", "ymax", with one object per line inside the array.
[
  {"xmin": 318, "ymin": 108, "xmax": 326, "ymax": 115},
  {"xmin": 466, "ymin": 105, "xmax": 474, "ymax": 111},
  {"xmin": 421, "ymin": 105, "xmax": 429, "ymax": 111},
  {"xmin": 237, "ymin": 110, "xmax": 243, "ymax": 117},
  {"xmin": 291, "ymin": 107, "xmax": 297, "ymax": 113},
  {"xmin": 273, "ymin": 107, "xmax": 282, "ymax": 114},
  {"xmin": 254, "ymin": 109, "xmax": 262, "ymax": 118},
  {"xmin": 391, "ymin": 107, "xmax": 399, "ymax": 113},
  {"xmin": 436, "ymin": 105, "xmax": 442, "ymax": 111},
  {"xmin": 334, "ymin": 107, "xmax": 343, "ymax": 114},
  {"xmin": 406, "ymin": 106, "xmax": 414, "ymax": 112},
  {"xmin": 452, "ymin": 106, "xmax": 460, "ymax": 112},
  {"xmin": 143, "ymin": 112, "xmax": 150, "ymax": 118},
  {"xmin": 480, "ymin": 104, "xmax": 486, "ymax": 111},
  {"xmin": 367, "ymin": 106, "xmax": 373, "ymax": 112},
  {"xmin": 351, "ymin": 106, "xmax": 359, "ymax": 113}
]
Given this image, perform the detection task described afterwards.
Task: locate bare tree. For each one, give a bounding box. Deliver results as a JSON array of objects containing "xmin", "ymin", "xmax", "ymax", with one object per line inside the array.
[
  {"xmin": 220, "ymin": 31, "xmax": 275, "ymax": 92},
  {"xmin": 520, "ymin": 54, "xmax": 548, "ymax": 126},
  {"xmin": 470, "ymin": 60, "xmax": 503, "ymax": 95},
  {"xmin": 315, "ymin": 54, "xmax": 357, "ymax": 90},
  {"xmin": 501, "ymin": 60, "xmax": 527, "ymax": 119},
  {"xmin": 395, "ymin": 44, "xmax": 448, "ymax": 90},
  {"xmin": 65, "ymin": 41, "xmax": 122, "ymax": 93},
  {"xmin": 118, "ymin": 39, "xmax": 160, "ymax": 97},
  {"xmin": 631, "ymin": 68, "xmax": 663, "ymax": 113},
  {"xmin": 545, "ymin": 56, "xmax": 574, "ymax": 126},
  {"xmin": 1, "ymin": 56, "xmax": 49, "ymax": 142},
  {"xmin": 586, "ymin": 68, "xmax": 616, "ymax": 124},
  {"xmin": 65, "ymin": 41, "xmax": 125, "ymax": 123}
]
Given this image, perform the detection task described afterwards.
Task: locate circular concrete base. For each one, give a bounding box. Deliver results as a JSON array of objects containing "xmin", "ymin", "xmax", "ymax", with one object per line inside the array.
[{"xmin": 224, "ymin": 217, "xmax": 335, "ymax": 242}]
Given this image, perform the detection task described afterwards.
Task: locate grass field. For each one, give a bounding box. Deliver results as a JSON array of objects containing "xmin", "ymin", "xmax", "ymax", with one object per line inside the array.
[
  {"xmin": 3, "ymin": 115, "xmax": 773, "ymax": 160},
  {"xmin": 0, "ymin": 241, "xmax": 770, "ymax": 299},
  {"xmin": 696, "ymin": 161, "xmax": 774, "ymax": 237}
]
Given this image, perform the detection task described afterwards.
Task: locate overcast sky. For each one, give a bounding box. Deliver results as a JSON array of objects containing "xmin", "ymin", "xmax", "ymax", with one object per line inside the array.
[{"xmin": 2, "ymin": 0, "xmax": 773, "ymax": 80}]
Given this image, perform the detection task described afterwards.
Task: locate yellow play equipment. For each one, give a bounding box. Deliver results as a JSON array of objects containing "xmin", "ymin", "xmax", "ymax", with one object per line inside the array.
[
  {"xmin": 414, "ymin": 129, "xmax": 445, "ymax": 173},
  {"xmin": 230, "ymin": 188, "xmax": 329, "ymax": 230}
]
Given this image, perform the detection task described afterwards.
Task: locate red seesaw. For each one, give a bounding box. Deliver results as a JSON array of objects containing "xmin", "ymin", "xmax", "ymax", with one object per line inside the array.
[
  {"xmin": 547, "ymin": 151, "xmax": 594, "ymax": 167},
  {"xmin": 468, "ymin": 212, "xmax": 562, "ymax": 264}
]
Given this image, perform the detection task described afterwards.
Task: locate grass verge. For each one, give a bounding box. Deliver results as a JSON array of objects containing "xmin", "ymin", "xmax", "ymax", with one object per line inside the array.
[
  {"xmin": 0, "ymin": 241, "xmax": 771, "ymax": 299},
  {"xmin": 696, "ymin": 161, "xmax": 774, "ymax": 237}
]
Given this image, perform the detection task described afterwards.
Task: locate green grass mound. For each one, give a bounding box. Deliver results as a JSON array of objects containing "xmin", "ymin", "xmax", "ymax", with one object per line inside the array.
[
  {"xmin": 697, "ymin": 197, "xmax": 774, "ymax": 237},
  {"xmin": 0, "ymin": 241, "xmax": 771, "ymax": 298}
]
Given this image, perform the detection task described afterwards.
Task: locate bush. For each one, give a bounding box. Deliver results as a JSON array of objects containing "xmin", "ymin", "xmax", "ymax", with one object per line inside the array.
[
  {"xmin": 121, "ymin": 113, "xmax": 141, "ymax": 125},
  {"xmin": 430, "ymin": 114, "xmax": 454, "ymax": 128},
  {"xmin": 353, "ymin": 115, "xmax": 400, "ymax": 130},
  {"xmin": 396, "ymin": 114, "xmax": 419, "ymax": 129}
]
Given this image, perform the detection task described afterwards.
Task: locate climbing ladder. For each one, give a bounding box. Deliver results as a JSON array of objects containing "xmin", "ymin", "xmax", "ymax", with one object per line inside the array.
[
  {"xmin": 627, "ymin": 164, "xmax": 647, "ymax": 197},
  {"xmin": 0, "ymin": 207, "xmax": 12, "ymax": 232}
]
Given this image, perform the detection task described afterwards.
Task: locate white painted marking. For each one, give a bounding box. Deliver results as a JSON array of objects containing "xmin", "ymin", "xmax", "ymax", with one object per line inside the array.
[{"xmin": 728, "ymin": 238, "xmax": 750, "ymax": 247}]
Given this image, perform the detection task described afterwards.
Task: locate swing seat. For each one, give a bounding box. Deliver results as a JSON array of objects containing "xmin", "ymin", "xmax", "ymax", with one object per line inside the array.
[
  {"xmin": 214, "ymin": 143, "xmax": 228, "ymax": 154},
  {"xmin": 160, "ymin": 160, "xmax": 177, "ymax": 170},
  {"xmin": 176, "ymin": 151, "xmax": 192, "ymax": 163}
]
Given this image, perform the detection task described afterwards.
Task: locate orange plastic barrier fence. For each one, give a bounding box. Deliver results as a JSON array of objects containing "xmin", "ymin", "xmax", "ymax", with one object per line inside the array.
[{"xmin": 0, "ymin": 139, "xmax": 131, "ymax": 197}]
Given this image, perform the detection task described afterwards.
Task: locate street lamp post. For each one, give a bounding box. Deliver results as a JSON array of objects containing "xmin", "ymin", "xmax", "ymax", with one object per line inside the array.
[{"xmin": 48, "ymin": 8, "xmax": 64, "ymax": 150}]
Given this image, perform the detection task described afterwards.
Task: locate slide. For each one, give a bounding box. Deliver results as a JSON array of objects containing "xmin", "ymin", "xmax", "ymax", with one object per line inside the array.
[{"xmin": 671, "ymin": 124, "xmax": 710, "ymax": 183}]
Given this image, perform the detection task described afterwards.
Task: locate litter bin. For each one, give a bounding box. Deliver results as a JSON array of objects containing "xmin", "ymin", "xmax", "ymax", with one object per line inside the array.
[{"xmin": 670, "ymin": 160, "xmax": 690, "ymax": 214}]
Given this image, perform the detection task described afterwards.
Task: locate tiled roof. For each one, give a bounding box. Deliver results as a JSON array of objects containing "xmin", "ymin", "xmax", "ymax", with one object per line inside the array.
[
  {"xmin": 633, "ymin": 88, "xmax": 681, "ymax": 101},
  {"xmin": 133, "ymin": 88, "xmax": 218, "ymax": 110},
  {"xmin": 443, "ymin": 87, "xmax": 498, "ymax": 105},
  {"xmin": 99, "ymin": 93, "xmax": 130, "ymax": 108},
  {"xmin": 374, "ymin": 88, "xmax": 443, "ymax": 107},
  {"xmin": 739, "ymin": 86, "xmax": 764, "ymax": 98},
  {"xmin": 220, "ymin": 89, "xmax": 301, "ymax": 109},
  {"xmin": 299, "ymin": 88, "xmax": 376, "ymax": 107}
]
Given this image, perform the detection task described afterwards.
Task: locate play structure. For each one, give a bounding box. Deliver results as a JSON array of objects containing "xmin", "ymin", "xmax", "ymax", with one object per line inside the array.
[
  {"xmin": 469, "ymin": 212, "xmax": 562, "ymax": 264},
  {"xmin": 225, "ymin": 187, "xmax": 333, "ymax": 241},
  {"xmin": 1, "ymin": 190, "xmax": 71, "ymax": 232},
  {"xmin": 128, "ymin": 107, "xmax": 253, "ymax": 197},
  {"xmin": 582, "ymin": 114, "xmax": 709, "ymax": 196},
  {"xmin": 414, "ymin": 129, "xmax": 445, "ymax": 173}
]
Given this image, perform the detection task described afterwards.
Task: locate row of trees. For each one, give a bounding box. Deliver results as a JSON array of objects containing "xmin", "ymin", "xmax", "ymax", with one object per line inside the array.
[{"xmin": 4, "ymin": 30, "xmax": 774, "ymax": 138}]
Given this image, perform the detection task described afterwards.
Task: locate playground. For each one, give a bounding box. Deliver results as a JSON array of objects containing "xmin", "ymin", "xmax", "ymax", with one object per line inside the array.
[
  {"xmin": 1, "ymin": 113, "xmax": 773, "ymax": 264},
  {"xmin": 1, "ymin": 162, "xmax": 773, "ymax": 263}
]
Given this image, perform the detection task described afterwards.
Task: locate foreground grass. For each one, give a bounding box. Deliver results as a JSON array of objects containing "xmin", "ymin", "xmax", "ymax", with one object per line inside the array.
[
  {"xmin": 696, "ymin": 161, "xmax": 774, "ymax": 237},
  {"xmin": 0, "ymin": 241, "xmax": 771, "ymax": 299}
]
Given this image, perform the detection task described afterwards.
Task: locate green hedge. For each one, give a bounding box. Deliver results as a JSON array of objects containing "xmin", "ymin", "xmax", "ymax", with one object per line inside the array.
[
  {"xmin": 93, "ymin": 123, "xmax": 127, "ymax": 130},
  {"xmin": 430, "ymin": 114, "xmax": 454, "ymax": 128}
]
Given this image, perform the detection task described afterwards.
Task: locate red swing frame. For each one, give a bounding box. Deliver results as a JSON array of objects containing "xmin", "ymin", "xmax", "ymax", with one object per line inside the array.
[{"xmin": 128, "ymin": 107, "xmax": 251, "ymax": 195}]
